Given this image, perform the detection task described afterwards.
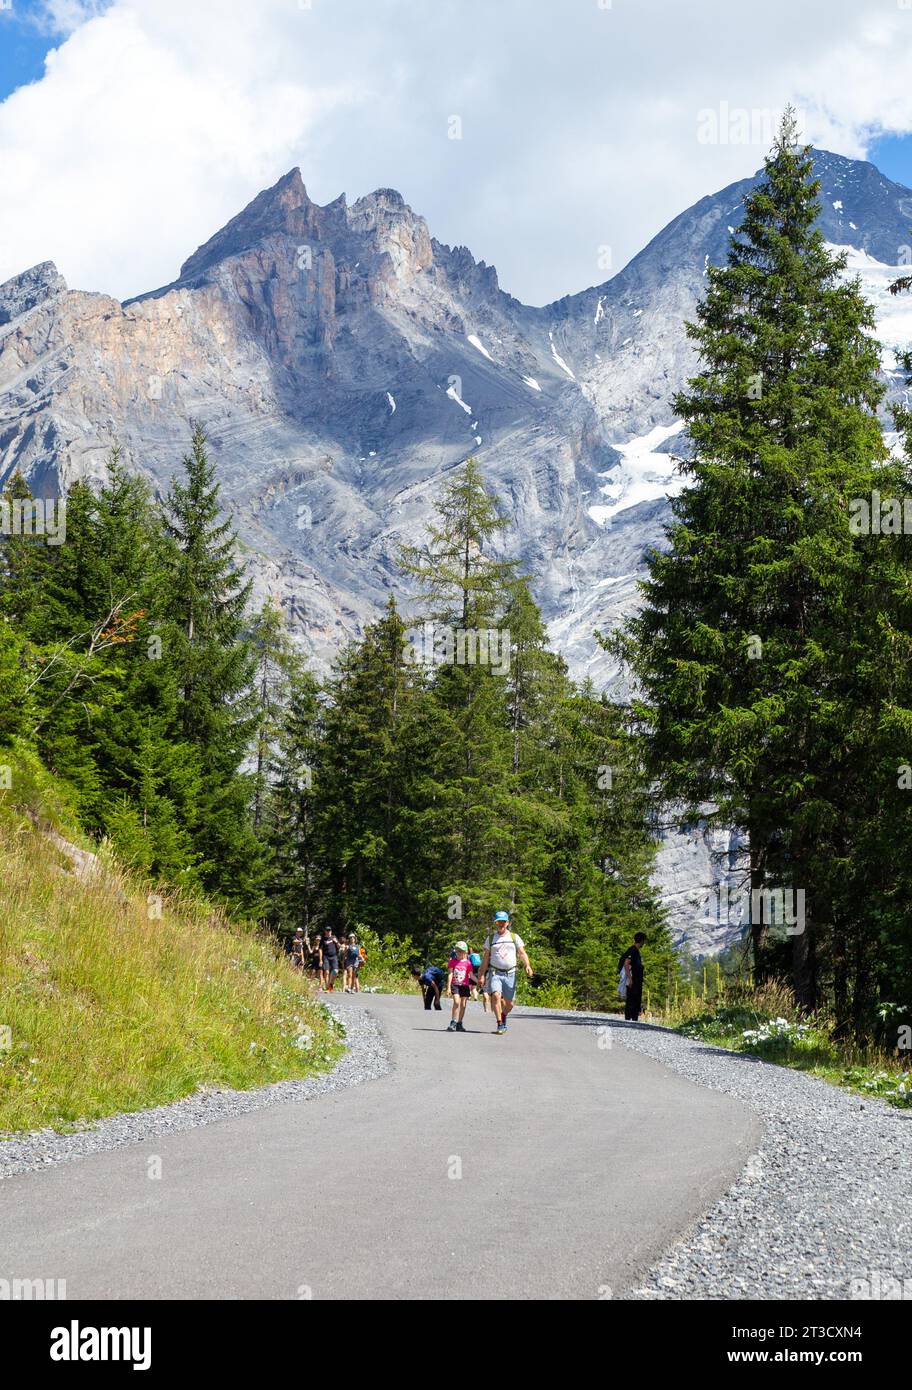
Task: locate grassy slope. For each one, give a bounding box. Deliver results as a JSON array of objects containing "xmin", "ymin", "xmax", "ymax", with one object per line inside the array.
[{"xmin": 0, "ymin": 746, "xmax": 342, "ymax": 1134}]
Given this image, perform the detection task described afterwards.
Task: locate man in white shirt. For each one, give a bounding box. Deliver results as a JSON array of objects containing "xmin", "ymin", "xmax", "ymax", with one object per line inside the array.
[{"xmin": 478, "ymin": 910, "xmax": 533, "ymax": 1035}]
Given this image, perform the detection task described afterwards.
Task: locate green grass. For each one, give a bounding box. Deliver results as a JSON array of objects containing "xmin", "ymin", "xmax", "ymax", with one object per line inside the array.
[
  {"xmin": 0, "ymin": 748, "xmax": 343, "ymax": 1134},
  {"xmin": 666, "ymin": 982, "xmax": 912, "ymax": 1109}
]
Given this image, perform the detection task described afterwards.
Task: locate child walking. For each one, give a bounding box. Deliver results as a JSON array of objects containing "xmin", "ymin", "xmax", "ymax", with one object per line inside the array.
[{"xmin": 447, "ymin": 942, "xmax": 473, "ymax": 1032}]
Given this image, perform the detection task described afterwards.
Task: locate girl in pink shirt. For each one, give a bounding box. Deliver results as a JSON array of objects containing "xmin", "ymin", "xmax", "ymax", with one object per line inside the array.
[{"xmin": 446, "ymin": 943, "xmax": 473, "ymax": 1032}]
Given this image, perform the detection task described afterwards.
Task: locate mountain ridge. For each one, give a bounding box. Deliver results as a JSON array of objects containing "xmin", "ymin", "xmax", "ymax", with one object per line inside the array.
[{"xmin": 3, "ymin": 146, "xmax": 911, "ymax": 956}]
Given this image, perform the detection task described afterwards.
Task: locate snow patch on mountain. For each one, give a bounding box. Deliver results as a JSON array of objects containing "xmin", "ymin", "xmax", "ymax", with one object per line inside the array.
[
  {"xmin": 826, "ymin": 243, "xmax": 912, "ymax": 372},
  {"xmin": 467, "ymin": 333, "xmax": 494, "ymax": 362},
  {"xmin": 588, "ymin": 421, "xmax": 685, "ymax": 526},
  {"xmin": 549, "ymin": 331, "xmax": 576, "ymax": 379},
  {"xmin": 446, "ymin": 382, "xmax": 472, "ymax": 414}
]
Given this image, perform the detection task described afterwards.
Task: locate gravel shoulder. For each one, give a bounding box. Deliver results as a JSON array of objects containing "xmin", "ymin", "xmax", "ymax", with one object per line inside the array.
[
  {"xmin": 611, "ymin": 1017, "xmax": 912, "ymax": 1300},
  {"xmin": 0, "ymin": 999, "xmax": 389, "ymax": 1181}
]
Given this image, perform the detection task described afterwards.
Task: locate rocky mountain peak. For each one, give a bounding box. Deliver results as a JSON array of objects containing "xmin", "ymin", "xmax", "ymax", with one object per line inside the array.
[
  {"xmin": 0, "ymin": 260, "xmax": 67, "ymax": 325},
  {"xmin": 176, "ymin": 168, "xmax": 331, "ymax": 282},
  {"xmin": 160, "ymin": 174, "xmax": 436, "ymax": 293},
  {"xmin": 347, "ymin": 187, "xmax": 433, "ymax": 282},
  {"xmin": 431, "ymin": 238, "xmax": 503, "ymax": 303}
]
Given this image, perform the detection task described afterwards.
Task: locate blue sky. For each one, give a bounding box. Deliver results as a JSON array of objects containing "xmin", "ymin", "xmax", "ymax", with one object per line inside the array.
[
  {"xmin": 4, "ymin": 0, "xmax": 912, "ymax": 304},
  {"xmin": 869, "ymin": 135, "xmax": 912, "ymax": 191},
  {"xmin": 0, "ymin": 3, "xmax": 54, "ymax": 95}
]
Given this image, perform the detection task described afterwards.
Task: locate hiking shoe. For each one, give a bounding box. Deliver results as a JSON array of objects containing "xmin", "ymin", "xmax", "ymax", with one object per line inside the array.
[
  {"xmin": 495, "ymin": 1023, "xmax": 506, "ymax": 1034},
  {"xmin": 447, "ymin": 1020, "xmax": 458, "ymax": 1031},
  {"xmin": 455, "ymin": 1022, "xmax": 466, "ymax": 1032}
]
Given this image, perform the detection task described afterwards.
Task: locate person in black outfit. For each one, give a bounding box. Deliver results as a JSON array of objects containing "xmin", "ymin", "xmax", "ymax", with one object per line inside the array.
[
  {"xmin": 413, "ymin": 965, "xmax": 445, "ymax": 1010},
  {"xmin": 620, "ymin": 932, "xmax": 647, "ymax": 1021},
  {"xmin": 319, "ymin": 929, "xmax": 340, "ymax": 991}
]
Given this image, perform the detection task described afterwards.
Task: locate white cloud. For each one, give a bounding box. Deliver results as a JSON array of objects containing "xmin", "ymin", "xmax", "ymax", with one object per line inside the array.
[{"xmin": 1, "ymin": 0, "xmax": 912, "ymax": 304}]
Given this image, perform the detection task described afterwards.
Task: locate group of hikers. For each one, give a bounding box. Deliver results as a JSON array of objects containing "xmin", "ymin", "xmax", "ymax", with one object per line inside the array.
[
  {"xmin": 416, "ymin": 917, "xmax": 648, "ymax": 1033},
  {"xmin": 289, "ymin": 910, "xmax": 648, "ymax": 1029},
  {"xmin": 414, "ymin": 910, "xmax": 533, "ymax": 1035},
  {"xmin": 289, "ymin": 927, "xmax": 366, "ymax": 993}
]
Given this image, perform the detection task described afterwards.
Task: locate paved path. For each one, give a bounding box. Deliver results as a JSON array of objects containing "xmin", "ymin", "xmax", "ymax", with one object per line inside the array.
[{"xmin": 1, "ymin": 995, "xmax": 759, "ymax": 1299}]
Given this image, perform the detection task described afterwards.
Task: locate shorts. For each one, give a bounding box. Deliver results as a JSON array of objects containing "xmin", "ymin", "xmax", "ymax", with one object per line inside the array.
[
  {"xmin": 323, "ymin": 958, "xmax": 339, "ymax": 977},
  {"xmin": 487, "ymin": 968, "xmax": 516, "ymax": 1000},
  {"xmin": 453, "ymin": 983, "xmax": 471, "ymax": 998}
]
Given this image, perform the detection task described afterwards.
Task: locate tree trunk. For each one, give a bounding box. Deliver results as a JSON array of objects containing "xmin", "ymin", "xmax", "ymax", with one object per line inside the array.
[
  {"xmin": 791, "ymin": 868, "xmax": 817, "ymax": 1011},
  {"xmin": 749, "ymin": 819, "xmax": 768, "ymax": 981}
]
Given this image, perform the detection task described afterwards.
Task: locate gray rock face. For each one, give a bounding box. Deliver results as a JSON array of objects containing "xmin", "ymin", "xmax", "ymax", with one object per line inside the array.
[
  {"xmin": 0, "ymin": 260, "xmax": 67, "ymax": 326},
  {"xmin": 1, "ymin": 150, "xmax": 910, "ymax": 954},
  {"xmin": 652, "ymin": 819, "xmax": 749, "ymax": 958}
]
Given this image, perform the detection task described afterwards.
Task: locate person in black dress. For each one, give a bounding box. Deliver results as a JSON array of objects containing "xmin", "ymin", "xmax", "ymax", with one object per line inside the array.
[{"xmin": 619, "ymin": 932, "xmax": 647, "ymax": 1021}]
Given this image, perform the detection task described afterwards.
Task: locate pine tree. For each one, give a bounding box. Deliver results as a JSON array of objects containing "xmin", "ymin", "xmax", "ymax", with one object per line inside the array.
[
  {"xmin": 262, "ymin": 659, "xmax": 323, "ymax": 933},
  {"xmin": 0, "ymin": 472, "xmax": 44, "ymax": 745},
  {"xmin": 86, "ymin": 451, "xmax": 195, "ymax": 867},
  {"xmin": 617, "ymin": 111, "xmax": 912, "ymax": 1011},
  {"xmin": 317, "ymin": 596, "xmax": 448, "ymax": 940},
  {"xmin": 401, "ymin": 461, "xmax": 519, "ymax": 944},
  {"xmin": 162, "ymin": 424, "xmax": 262, "ymax": 908},
  {"xmin": 249, "ymin": 597, "xmax": 299, "ymax": 833},
  {"xmin": 399, "ymin": 456, "xmax": 517, "ymax": 626},
  {"xmin": 0, "ymin": 616, "xmax": 31, "ymax": 744},
  {"xmin": 14, "ymin": 477, "xmax": 125, "ymax": 817}
]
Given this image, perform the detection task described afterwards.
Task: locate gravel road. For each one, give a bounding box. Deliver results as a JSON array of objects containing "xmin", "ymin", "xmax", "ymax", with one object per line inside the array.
[
  {"xmin": 3, "ymin": 994, "xmax": 906, "ymax": 1300},
  {"xmin": 0, "ymin": 994, "xmax": 755, "ymax": 1299},
  {"xmin": 610, "ymin": 1017, "xmax": 912, "ymax": 1300}
]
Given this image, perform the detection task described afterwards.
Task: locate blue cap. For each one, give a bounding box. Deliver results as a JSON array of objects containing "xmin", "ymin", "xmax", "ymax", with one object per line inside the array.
[{"xmin": 494, "ymin": 910, "xmax": 510, "ymax": 922}]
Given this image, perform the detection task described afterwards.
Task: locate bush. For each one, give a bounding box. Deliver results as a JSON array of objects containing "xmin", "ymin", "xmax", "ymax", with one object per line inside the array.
[
  {"xmin": 352, "ymin": 924, "xmax": 417, "ymax": 993},
  {"xmin": 522, "ymin": 980, "xmax": 577, "ymax": 1010}
]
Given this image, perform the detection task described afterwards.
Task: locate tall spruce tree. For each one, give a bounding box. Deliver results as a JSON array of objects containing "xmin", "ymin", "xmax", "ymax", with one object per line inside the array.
[
  {"xmin": 401, "ymin": 460, "xmax": 518, "ymax": 942},
  {"xmin": 162, "ymin": 424, "xmax": 262, "ymax": 908},
  {"xmin": 262, "ymin": 658, "xmax": 323, "ymax": 933},
  {"xmin": 249, "ymin": 597, "xmax": 300, "ymax": 833},
  {"xmin": 316, "ymin": 596, "xmax": 449, "ymax": 939},
  {"xmin": 617, "ymin": 111, "xmax": 912, "ymax": 1011}
]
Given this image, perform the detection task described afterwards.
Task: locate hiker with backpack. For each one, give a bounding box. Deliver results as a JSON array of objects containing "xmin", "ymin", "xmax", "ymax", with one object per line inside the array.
[
  {"xmin": 618, "ymin": 933, "xmax": 647, "ymax": 1021},
  {"xmin": 478, "ymin": 910, "xmax": 533, "ymax": 1036}
]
